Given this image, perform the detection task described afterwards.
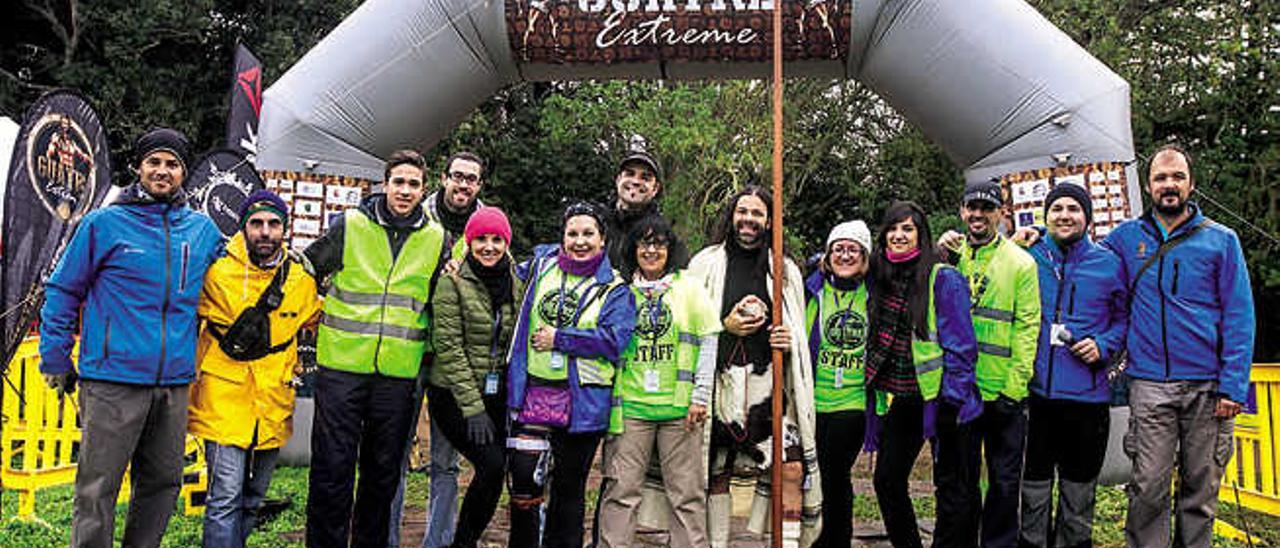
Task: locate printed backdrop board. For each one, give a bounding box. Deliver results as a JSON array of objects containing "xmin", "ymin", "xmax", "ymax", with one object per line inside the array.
[
  {"xmin": 260, "ymin": 170, "xmax": 370, "ymax": 252},
  {"xmin": 997, "ymin": 161, "xmax": 1133, "ymax": 239}
]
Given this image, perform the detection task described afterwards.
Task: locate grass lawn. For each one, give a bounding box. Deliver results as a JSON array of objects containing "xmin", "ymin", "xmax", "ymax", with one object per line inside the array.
[{"xmin": 2, "ymin": 466, "xmax": 1277, "ymax": 546}]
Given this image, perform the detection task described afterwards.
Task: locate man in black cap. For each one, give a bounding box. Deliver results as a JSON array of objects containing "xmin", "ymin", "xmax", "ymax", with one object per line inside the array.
[
  {"xmin": 40, "ymin": 127, "xmax": 224, "ymax": 547},
  {"xmin": 604, "ymin": 149, "xmax": 688, "ymax": 273},
  {"xmin": 1018, "ymin": 183, "xmax": 1127, "ymax": 547},
  {"xmin": 937, "ymin": 179, "xmax": 1041, "ymax": 546}
]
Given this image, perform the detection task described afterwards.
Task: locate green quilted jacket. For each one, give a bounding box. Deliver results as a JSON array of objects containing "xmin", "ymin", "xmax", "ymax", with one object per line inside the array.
[{"xmin": 428, "ymin": 259, "xmax": 523, "ymax": 418}]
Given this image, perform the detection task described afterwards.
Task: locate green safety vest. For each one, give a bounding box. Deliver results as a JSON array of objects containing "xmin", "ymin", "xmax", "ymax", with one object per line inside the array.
[
  {"xmin": 526, "ymin": 262, "xmax": 620, "ymax": 386},
  {"xmin": 874, "ymin": 264, "xmax": 947, "ymax": 414},
  {"xmin": 956, "ymin": 235, "xmax": 1031, "ymax": 400},
  {"xmin": 608, "ymin": 275, "xmax": 711, "ymax": 433},
  {"xmin": 317, "ymin": 210, "xmax": 444, "ymax": 379},
  {"xmin": 808, "ymin": 281, "xmax": 869, "ymax": 413}
]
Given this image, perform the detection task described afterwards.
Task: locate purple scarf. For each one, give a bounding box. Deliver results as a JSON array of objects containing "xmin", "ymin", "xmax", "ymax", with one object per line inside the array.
[{"xmin": 558, "ymin": 249, "xmax": 605, "ymax": 277}]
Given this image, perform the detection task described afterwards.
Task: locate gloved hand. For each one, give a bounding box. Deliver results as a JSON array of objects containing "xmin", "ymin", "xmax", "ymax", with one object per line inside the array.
[
  {"xmin": 466, "ymin": 413, "xmax": 496, "ymax": 446},
  {"xmin": 993, "ymin": 393, "xmax": 1025, "ymax": 416},
  {"xmin": 44, "ymin": 370, "xmax": 78, "ymax": 396}
]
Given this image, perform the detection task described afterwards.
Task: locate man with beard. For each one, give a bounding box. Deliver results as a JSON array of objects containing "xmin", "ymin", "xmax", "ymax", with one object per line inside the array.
[
  {"xmin": 303, "ymin": 149, "xmax": 449, "ymax": 547},
  {"xmin": 605, "ymin": 149, "xmax": 688, "ymax": 271},
  {"xmin": 40, "ymin": 128, "xmax": 224, "ymax": 547},
  {"xmin": 1018, "ymin": 184, "xmax": 1128, "ymax": 548},
  {"xmin": 940, "ymin": 179, "xmax": 1041, "ymax": 546},
  {"xmin": 189, "ymin": 191, "xmax": 322, "ymax": 547},
  {"xmin": 1108, "ymin": 145, "xmax": 1255, "ymax": 547},
  {"xmin": 684, "ymin": 186, "xmax": 822, "ymax": 547}
]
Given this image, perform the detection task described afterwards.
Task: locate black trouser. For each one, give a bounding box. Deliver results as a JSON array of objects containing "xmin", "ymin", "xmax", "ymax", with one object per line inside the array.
[
  {"xmin": 874, "ymin": 396, "xmax": 929, "ymax": 548},
  {"xmin": 306, "ymin": 367, "xmax": 417, "ymax": 548},
  {"xmin": 972, "ymin": 399, "xmax": 1028, "ymax": 548},
  {"xmin": 508, "ymin": 425, "xmax": 602, "ymax": 548},
  {"xmin": 1020, "ymin": 396, "xmax": 1108, "ymax": 548},
  {"xmin": 814, "ymin": 409, "xmax": 866, "ymax": 548},
  {"xmin": 933, "ymin": 400, "xmax": 982, "ymax": 548},
  {"xmin": 426, "ymin": 386, "xmax": 508, "ymax": 548}
]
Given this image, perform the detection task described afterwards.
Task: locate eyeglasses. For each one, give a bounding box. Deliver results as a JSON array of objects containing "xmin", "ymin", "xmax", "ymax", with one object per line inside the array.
[
  {"xmin": 829, "ymin": 245, "xmax": 864, "ymax": 257},
  {"xmin": 638, "ymin": 240, "xmax": 670, "ymax": 251},
  {"xmin": 448, "ymin": 171, "xmax": 480, "ymax": 185}
]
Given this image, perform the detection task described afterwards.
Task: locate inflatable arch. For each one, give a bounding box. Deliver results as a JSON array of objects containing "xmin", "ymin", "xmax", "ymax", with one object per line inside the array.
[{"xmin": 257, "ymin": 0, "xmax": 1137, "ymax": 200}]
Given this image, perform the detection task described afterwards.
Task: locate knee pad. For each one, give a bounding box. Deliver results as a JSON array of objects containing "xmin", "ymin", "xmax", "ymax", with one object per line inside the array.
[{"xmin": 507, "ymin": 430, "xmax": 551, "ymax": 504}]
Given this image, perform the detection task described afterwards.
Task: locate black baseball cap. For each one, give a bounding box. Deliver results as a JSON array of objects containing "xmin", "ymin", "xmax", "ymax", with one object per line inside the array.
[
  {"xmin": 619, "ymin": 150, "xmax": 663, "ymax": 182},
  {"xmin": 963, "ymin": 179, "xmax": 1004, "ymax": 207}
]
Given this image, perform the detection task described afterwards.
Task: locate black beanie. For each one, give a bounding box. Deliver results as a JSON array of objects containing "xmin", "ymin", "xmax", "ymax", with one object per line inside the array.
[
  {"xmin": 133, "ymin": 128, "xmax": 192, "ymax": 172},
  {"xmin": 1044, "ymin": 183, "xmax": 1093, "ymax": 225}
]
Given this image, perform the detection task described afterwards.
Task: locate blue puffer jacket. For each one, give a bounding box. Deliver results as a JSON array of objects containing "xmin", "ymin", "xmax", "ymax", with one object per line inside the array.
[
  {"xmin": 1027, "ymin": 230, "xmax": 1128, "ymax": 403},
  {"xmin": 40, "ymin": 188, "xmax": 223, "ymax": 385},
  {"xmin": 506, "ymin": 244, "xmax": 637, "ymax": 434},
  {"xmin": 1102, "ymin": 205, "xmax": 1256, "ymax": 403}
]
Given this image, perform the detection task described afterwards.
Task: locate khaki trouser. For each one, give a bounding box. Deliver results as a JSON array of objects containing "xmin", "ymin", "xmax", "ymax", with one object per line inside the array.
[
  {"xmin": 599, "ymin": 417, "xmax": 708, "ymax": 548},
  {"xmin": 1124, "ymin": 379, "xmax": 1235, "ymax": 548}
]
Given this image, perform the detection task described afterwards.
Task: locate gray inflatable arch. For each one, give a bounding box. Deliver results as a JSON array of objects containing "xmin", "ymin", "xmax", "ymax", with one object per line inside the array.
[
  {"xmin": 263, "ymin": 0, "xmax": 1137, "ymax": 481},
  {"xmin": 256, "ymin": 0, "xmax": 1136, "ymax": 185}
]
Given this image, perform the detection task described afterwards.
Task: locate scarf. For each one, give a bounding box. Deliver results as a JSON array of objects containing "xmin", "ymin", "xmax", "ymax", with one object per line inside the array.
[
  {"xmin": 466, "ymin": 253, "xmax": 513, "ymax": 307},
  {"xmin": 866, "ymin": 257, "xmax": 920, "ymax": 395},
  {"xmin": 558, "ymin": 250, "xmax": 605, "ymax": 278}
]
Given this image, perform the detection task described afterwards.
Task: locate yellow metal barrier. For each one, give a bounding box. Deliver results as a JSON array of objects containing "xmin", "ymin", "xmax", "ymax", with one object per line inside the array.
[
  {"xmin": 1220, "ymin": 363, "xmax": 1280, "ymax": 516},
  {"xmin": 1, "ymin": 337, "xmax": 207, "ymax": 521}
]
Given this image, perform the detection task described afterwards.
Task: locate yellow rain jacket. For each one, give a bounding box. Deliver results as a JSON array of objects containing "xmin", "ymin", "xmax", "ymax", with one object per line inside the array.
[{"xmin": 188, "ymin": 233, "xmax": 322, "ymax": 450}]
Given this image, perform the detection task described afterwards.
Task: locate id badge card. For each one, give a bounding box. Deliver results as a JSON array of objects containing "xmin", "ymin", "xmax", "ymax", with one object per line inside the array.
[
  {"xmin": 644, "ymin": 369, "xmax": 661, "ymax": 393},
  {"xmin": 834, "ymin": 367, "xmax": 845, "ymax": 389},
  {"xmin": 484, "ymin": 372, "xmax": 500, "ymax": 395},
  {"xmin": 550, "ymin": 351, "xmax": 565, "ymax": 370},
  {"xmin": 1050, "ymin": 323, "xmax": 1069, "ymax": 346}
]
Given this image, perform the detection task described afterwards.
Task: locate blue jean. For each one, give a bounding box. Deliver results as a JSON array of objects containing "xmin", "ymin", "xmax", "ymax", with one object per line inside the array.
[
  {"xmin": 423, "ymin": 420, "xmax": 460, "ymax": 548},
  {"xmin": 203, "ymin": 442, "xmax": 280, "ymax": 548},
  {"xmin": 387, "ymin": 418, "xmax": 460, "ymax": 547}
]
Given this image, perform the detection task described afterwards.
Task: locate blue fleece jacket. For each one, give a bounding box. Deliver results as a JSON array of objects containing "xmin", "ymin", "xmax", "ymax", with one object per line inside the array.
[
  {"xmin": 39, "ymin": 193, "xmax": 223, "ymax": 385},
  {"xmin": 1027, "ymin": 230, "xmax": 1128, "ymax": 403},
  {"xmin": 1102, "ymin": 205, "xmax": 1256, "ymax": 403},
  {"xmin": 506, "ymin": 244, "xmax": 637, "ymax": 433}
]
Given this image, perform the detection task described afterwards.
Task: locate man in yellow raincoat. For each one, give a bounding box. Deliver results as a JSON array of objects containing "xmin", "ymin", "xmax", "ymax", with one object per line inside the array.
[{"xmin": 188, "ymin": 190, "xmax": 322, "ymax": 547}]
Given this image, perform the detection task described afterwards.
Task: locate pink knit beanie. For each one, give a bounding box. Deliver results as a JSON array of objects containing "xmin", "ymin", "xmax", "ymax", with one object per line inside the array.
[{"xmin": 464, "ymin": 206, "xmax": 512, "ymax": 245}]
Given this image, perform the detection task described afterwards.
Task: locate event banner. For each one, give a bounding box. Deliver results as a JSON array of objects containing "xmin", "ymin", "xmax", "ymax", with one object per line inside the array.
[
  {"xmin": 186, "ymin": 149, "xmax": 265, "ymax": 238},
  {"xmin": 1, "ymin": 89, "xmax": 113, "ymax": 367},
  {"xmin": 507, "ymin": 0, "xmax": 852, "ymax": 64},
  {"xmin": 225, "ymin": 43, "xmax": 264, "ymax": 160}
]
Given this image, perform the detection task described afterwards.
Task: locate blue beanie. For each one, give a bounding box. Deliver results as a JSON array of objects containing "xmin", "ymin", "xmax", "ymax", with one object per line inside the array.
[{"xmin": 239, "ymin": 189, "xmax": 289, "ymax": 227}]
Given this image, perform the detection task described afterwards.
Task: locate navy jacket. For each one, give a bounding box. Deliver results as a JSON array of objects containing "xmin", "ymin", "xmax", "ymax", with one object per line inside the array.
[
  {"xmin": 1027, "ymin": 230, "xmax": 1128, "ymax": 403},
  {"xmin": 1102, "ymin": 205, "xmax": 1256, "ymax": 403},
  {"xmin": 40, "ymin": 188, "xmax": 223, "ymax": 385}
]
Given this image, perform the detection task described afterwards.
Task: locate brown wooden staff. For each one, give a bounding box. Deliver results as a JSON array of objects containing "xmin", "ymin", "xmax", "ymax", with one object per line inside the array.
[{"xmin": 769, "ymin": 0, "xmax": 785, "ymax": 545}]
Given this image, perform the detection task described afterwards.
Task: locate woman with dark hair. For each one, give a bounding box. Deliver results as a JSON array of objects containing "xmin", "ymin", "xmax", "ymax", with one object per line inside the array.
[
  {"xmin": 864, "ymin": 200, "xmax": 982, "ymax": 548},
  {"xmin": 597, "ymin": 215, "xmax": 718, "ymax": 547},
  {"xmin": 425, "ymin": 206, "xmax": 522, "ymax": 547},
  {"xmin": 505, "ymin": 202, "xmax": 637, "ymax": 548}
]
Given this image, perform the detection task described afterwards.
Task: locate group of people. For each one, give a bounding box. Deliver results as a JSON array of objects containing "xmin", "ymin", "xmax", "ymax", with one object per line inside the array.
[{"xmin": 37, "ymin": 125, "xmax": 1256, "ymax": 548}]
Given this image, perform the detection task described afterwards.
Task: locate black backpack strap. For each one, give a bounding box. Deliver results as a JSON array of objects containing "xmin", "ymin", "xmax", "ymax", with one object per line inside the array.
[
  {"xmin": 256, "ymin": 259, "xmax": 292, "ymax": 312},
  {"xmin": 1128, "ymin": 219, "xmax": 1210, "ymax": 295}
]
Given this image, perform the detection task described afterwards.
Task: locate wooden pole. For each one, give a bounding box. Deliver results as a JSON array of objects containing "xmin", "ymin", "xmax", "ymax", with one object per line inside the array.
[{"xmin": 769, "ymin": 0, "xmax": 786, "ymax": 545}]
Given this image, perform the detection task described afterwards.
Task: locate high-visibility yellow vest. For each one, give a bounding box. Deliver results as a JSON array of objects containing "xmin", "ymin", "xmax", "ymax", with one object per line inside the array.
[
  {"xmin": 956, "ymin": 235, "xmax": 1034, "ymax": 400},
  {"xmin": 526, "ymin": 262, "xmax": 619, "ymax": 386},
  {"xmin": 808, "ymin": 281, "xmax": 869, "ymax": 413},
  {"xmin": 317, "ymin": 210, "xmax": 444, "ymax": 379},
  {"xmin": 609, "ymin": 274, "xmax": 714, "ymax": 432}
]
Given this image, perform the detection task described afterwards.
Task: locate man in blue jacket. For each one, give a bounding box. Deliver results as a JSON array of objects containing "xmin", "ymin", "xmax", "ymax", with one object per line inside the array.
[
  {"xmin": 1019, "ymin": 183, "xmax": 1128, "ymax": 548},
  {"xmin": 40, "ymin": 128, "xmax": 223, "ymax": 548},
  {"xmin": 1109, "ymin": 145, "xmax": 1256, "ymax": 547}
]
